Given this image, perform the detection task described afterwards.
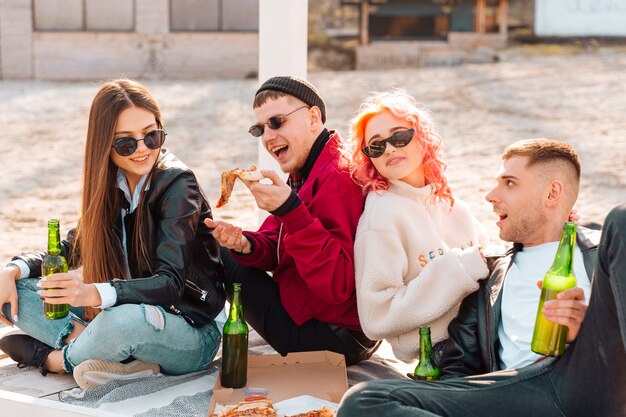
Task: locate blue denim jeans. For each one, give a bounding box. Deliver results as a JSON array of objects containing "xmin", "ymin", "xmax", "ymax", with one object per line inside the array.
[{"xmin": 3, "ymin": 278, "xmax": 221, "ymax": 374}]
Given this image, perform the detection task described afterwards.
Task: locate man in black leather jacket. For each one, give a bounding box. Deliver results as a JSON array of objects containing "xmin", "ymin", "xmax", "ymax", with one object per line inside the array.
[{"xmin": 338, "ymin": 139, "xmax": 626, "ymax": 417}]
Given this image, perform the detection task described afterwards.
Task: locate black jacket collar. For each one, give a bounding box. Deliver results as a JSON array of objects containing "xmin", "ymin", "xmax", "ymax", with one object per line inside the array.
[{"xmin": 297, "ymin": 128, "xmax": 330, "ymax": 181}]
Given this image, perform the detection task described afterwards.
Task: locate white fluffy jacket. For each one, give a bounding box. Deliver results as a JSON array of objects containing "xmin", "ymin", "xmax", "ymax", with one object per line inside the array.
[{"xmin": 354, "ymin": 180, "xmax": 489, "ymax": 362}]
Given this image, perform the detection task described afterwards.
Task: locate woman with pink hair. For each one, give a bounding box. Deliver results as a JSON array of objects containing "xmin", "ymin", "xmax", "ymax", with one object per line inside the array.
[{"xmin": 348, "ymin": 90, "xmax": 488, "ymax": 363}]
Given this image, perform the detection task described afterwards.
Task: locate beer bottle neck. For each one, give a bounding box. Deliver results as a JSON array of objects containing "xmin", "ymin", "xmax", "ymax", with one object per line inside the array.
[
  {"xmin": 419, "ymin": 331, "xmax": 433, "ymax": 363},
  {"xmin": 229, "ymin": 289, "xmax": 244, "ymax": 322},
  {"xmin": 47, "ymin": 220, "xmax": 62, "ymax": 255},
  {"xmin": 549, "ymin": 222, "xmax": 576, "ymax": 276}
]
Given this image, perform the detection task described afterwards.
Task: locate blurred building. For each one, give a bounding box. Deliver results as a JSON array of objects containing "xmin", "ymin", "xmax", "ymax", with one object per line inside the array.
[
  {"xmin": 1, "ymin": 0, "xmax": 624, "ymax": 80},
  {"xmin": 535, "ymin": 0, "xmax": 626, "ymax": 37},
  {"xmin": 341, "ymin": 0, "xmax": 509, "ymax": 70},
  {"xmin": 0, "ymin": 0, "xmax": 259, "ymax": 80}
]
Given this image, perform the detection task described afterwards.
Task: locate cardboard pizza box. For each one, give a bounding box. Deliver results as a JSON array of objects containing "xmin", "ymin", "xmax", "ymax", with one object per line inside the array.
[{"xmin": 207, "ymin": 351, "xmax": 347, "ymax": 415}]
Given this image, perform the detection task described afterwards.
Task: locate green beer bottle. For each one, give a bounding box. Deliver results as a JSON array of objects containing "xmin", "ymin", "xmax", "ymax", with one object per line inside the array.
[
  {"xmin": 531, "ymin": 221, "xmax": 577, "ymax": 356},
  {"xmin": 413, "ymin": 326, "xmax": 440, "ymax": 381},
  {"xmin": 41, "ymin": 219, "xmax": 69, "ymax": 320},
  {"xmin": 221, "ymin": 282, "xmax": 248, "ymax": 388}
]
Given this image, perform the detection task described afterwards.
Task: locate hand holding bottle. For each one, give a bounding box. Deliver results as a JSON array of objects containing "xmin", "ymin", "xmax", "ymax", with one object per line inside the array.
[
  {"xmin": 536, "ymin": 280, "xmax": 587, "ymax": 343},
  {"xmin": 531, "ymin": 222, "xmax": 578, "ymax": 357},
  {"xmin": 37, "ymin": 270, "xmax": 102, "ymax": 308}
]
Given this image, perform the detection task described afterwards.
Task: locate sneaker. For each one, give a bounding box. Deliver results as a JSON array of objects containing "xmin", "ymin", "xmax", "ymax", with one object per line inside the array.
[
  {"xmin": 73, "ymin": 359, "xmax": 161, "ymax": 389},
  {"xmin": 0, "ymin": 334, "xmax": 54, "ymax": 376}
]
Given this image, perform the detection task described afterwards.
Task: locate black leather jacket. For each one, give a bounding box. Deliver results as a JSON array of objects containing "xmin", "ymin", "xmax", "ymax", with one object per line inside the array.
[
  {"xmin": 13, "ymin": 150, "xmax": 225, "ymax": 327},
  {"xmin": 439, "ymin": 226, "xmax": 600, "ymax": 378}
]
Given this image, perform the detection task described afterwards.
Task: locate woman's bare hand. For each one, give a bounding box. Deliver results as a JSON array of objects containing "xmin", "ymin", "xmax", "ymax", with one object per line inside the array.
[
  {"xmin": 37, "ymin": 270, "xmax": 102, "ymax": 307},
  {"xmin": 0, "ymin": 266, "xmax": 20, "ymax": 326}
]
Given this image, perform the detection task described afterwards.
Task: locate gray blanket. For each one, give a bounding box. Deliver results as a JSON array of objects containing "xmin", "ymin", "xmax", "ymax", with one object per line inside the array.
[{"xmin": 59, "ymin": 330, "xmax": 407, "ymax": 416}]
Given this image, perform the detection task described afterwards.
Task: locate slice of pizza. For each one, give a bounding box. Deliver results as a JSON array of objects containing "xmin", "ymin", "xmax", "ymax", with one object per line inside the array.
[
  {"xmin": 216, "ymin": 165, "xmax": 264, "ymax": 208},
  {"xmin": 285, "ymin": 406, "xmax": 336, "ymax": 417},
  {"xmin": 210, "ymin": 399, "xmax": 278, "ymax": 417}
]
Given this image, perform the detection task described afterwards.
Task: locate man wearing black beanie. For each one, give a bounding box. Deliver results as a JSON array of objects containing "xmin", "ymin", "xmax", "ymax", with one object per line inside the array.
[{"xmin": 205, "ymin": 76, "xmax": 380, "ymax": 365}]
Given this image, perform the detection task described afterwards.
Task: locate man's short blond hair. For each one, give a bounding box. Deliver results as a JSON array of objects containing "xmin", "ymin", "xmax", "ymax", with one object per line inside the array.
[
  {"xmin": 504, "ymin": 139, "xmax": 581, "ymax": 208},
  {"xmin": 503, "ymin": 139, "xmax": 581, "ymax": 180}
]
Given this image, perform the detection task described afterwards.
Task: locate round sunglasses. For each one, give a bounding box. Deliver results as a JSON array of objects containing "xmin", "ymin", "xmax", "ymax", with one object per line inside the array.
[
  {"xmin": 111, "ymin": 129, "xmax": 167, "ymax": 156},
  {"xmin": 361, "ymin": 128, "xmax": 415, "ymax": 158},
  {"xmin": 248, "ymin": 106, "xmax": 309, "ymax": 137}
]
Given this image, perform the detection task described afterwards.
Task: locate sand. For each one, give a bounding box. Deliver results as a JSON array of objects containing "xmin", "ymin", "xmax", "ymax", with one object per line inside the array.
[{"xmin": 1, "ymin": 48, "xmax": 625, "ymax": 262}]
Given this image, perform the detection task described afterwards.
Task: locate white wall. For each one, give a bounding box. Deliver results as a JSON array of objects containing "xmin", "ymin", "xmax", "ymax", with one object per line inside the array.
[
  {"xmin": 256, "ymin": 0, "xmax": 308, "ymax": 195},
  {"xmin": 32, "ymin": 32, "xmax": 258, "ymax": 80},
  {"xmin": 0, "ymin": 0, "xmax": 33, "ymax": 79},
  {"xmin": 535, "ymin": 0, "xmax": 626, "ymax": 36},
  {"xmin": 0, "ymin": 0, "xmax": 260, "ymax": 80}
]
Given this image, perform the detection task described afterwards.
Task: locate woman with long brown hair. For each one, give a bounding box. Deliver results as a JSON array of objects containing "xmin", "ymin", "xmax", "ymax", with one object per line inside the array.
[{"xmin": 0, "ymin": 79, "xmax": 225, "ymax": 389}]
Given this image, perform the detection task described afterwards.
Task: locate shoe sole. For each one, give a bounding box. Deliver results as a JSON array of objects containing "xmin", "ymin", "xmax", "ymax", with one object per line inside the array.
[{"xmin": 73, "ymin": 359, "xmax": 160, "ymax": 389}]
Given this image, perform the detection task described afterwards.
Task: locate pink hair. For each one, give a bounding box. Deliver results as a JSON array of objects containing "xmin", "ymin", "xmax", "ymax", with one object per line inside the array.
[{"xmin": 344, "ymin": 89, "xmax": 454, "ymax": 206}]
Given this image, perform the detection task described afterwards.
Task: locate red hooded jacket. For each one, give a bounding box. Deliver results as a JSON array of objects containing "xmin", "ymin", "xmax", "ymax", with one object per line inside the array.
[{"xmin": 232, "ymin": 131, "xmax": 365, "ymax": 331}]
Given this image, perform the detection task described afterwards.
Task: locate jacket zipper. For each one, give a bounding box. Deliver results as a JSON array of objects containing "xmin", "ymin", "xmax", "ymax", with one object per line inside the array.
[
  {"xmin": 277, "ymin": 223, "xmax": 284, "ymax": 264},
  {"xmin": 486, "ymin": 283, "xmax": 496, "ymax": 371},
  {"xmin": 185, "ymin": 279, "xmax": 208, "ymax": 301}
]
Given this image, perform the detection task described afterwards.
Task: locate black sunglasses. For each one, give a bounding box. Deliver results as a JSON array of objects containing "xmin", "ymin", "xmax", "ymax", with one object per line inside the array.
[
  {"xmin": 248, "ymin": 106, "xmax": 310, "ymax": 137},
  {"xmin": 111, "ymin": 129, "xmax": 167, "ymax": 156},
  {"xmin": 361, "ymin": 128, "xmax": 415, "ymax": 158}
]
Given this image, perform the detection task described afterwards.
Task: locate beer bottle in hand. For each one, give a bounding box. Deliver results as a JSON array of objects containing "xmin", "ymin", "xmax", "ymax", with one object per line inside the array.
[
  {"xmin": 41, "ymin": 219, "xmax": 69, "ymax": 320},
  {"xmin": 221, "ymin": 282, "xmax": 248, "ymax": 388},
  {"xmin": 413, "ymin": 326, "xmax": 440, "ymax": 381},
  {"xmin": 531, "ymin": 221, "xmax": 577, "ymax": 357}
]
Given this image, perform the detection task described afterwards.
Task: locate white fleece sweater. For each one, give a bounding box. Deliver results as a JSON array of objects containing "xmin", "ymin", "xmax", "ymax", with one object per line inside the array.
[{"xmin": 354, "ymin": 180, "xmax": 489, "ymax": 362}]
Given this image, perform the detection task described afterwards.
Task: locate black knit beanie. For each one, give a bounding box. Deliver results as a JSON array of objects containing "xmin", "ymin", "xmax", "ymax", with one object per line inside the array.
[{"xmin": 256, "ymin": 76, "xmax": 326, "ymax": 123}]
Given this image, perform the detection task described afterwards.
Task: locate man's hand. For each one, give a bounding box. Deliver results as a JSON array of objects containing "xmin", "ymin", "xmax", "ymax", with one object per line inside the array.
[
  {"xmin": 537, "ymin": 280, "xmax": 587, "ymax": 342},
  {"xmin": 568, "ymin": 209, "xmax": 580, "ymax": 223},
  {"xmin": 204, "ymin": 218, "xmax": 251, "ymax": 254},
  {"xmin": 244, "ymin": 170, "xmax": 292, "ymax": 212},
  {"xmin": 37, "ymin": 270, "xmax": 102, "ymax": 307},
  {"xmin": 0, "ymin": 266, "xmax": 20, "ymax": 326}
]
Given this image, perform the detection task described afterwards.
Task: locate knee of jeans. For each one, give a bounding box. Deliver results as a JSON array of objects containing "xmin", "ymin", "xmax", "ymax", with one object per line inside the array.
[
  {"xmin": 94, "ymin": 304, "xmax": 167, "ymax": 336},
  {"xmin": 337, "ymin": 382, "xmax": 371, "ymax": 416},
  {"xmin": 89, "ymin": 304, "xmax": 143, "ymax": 334},
  {"xmin": 141, "ymin": 304, "xmax": 166, "ymax": 331}
]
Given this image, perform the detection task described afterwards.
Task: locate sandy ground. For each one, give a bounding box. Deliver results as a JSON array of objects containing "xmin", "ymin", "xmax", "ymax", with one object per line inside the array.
[{"xmin": 1, "ymin": 48, "xmax": 625, "ymax": 263}]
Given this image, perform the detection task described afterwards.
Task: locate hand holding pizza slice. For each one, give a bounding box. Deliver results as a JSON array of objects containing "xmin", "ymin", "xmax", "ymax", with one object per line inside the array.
[{"xmin": 217, "ymin": 165, "xmax": 265, "ymax": 208}]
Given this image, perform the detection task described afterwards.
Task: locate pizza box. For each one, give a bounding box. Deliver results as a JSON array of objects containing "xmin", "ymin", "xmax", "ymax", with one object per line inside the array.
[{"xmin": 207, "ymin": 351, "xmax": 347, "ymax": 415}]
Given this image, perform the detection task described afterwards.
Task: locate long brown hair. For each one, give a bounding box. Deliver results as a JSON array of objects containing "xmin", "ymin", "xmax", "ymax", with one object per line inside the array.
[{"xmin": 74, "ymin": 79, "xmax": 162, "ymax": 320}]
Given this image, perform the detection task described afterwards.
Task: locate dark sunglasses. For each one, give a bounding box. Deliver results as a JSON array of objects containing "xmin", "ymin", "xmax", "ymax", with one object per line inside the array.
[
  {"xmin": 111, "ymin": 129, "xmax": 167, "ymax": 156},
  {"xmin": 248, "ymin": 105, "xmax": 310, "ymax": 137},
  {"xmin": 361, "ymin": 128, "xmax": 415, "ymax": 158}
]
